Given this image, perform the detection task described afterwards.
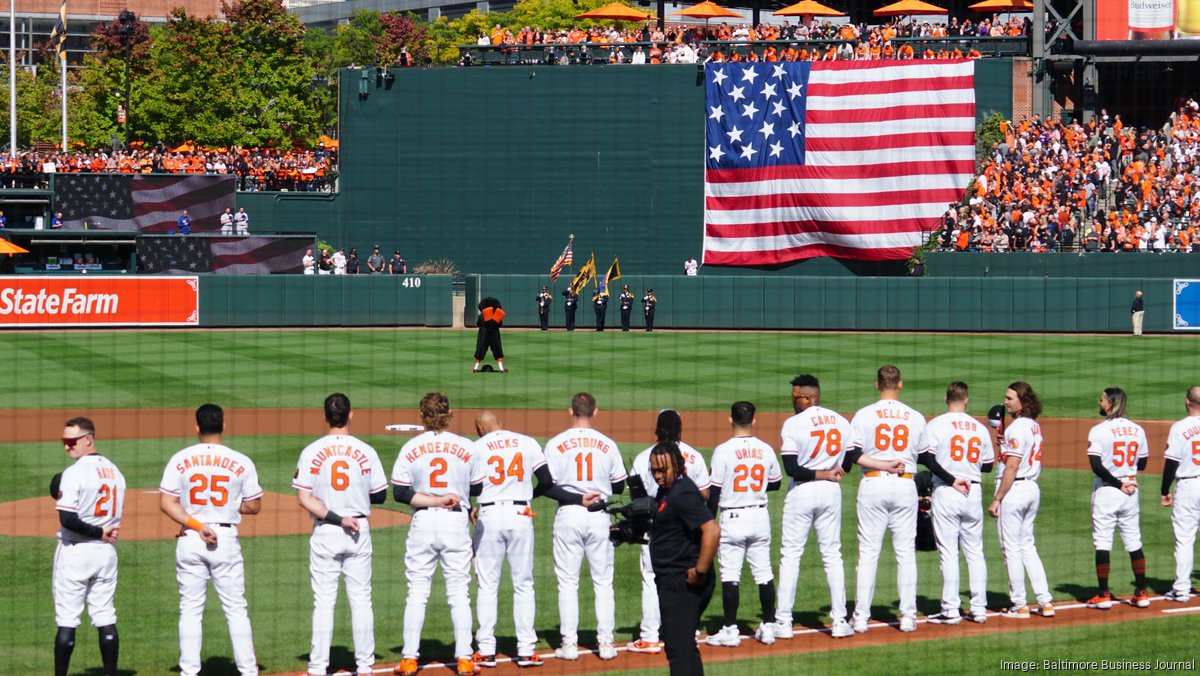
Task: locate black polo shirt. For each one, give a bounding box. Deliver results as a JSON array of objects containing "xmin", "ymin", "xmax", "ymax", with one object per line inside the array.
[{"xmin": 649, "ymin": 474, "xmax": 713, "ymax": 576}]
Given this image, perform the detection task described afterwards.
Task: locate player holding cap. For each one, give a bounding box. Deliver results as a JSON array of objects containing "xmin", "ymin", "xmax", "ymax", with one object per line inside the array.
[
  {"xmin": 1085, "ymin": 387, "xmax": 1151, "ymax": 610},
  {"xmin": 294, "ymin": 393, "xmax": 387, "ymax": 676},
  {"xmin": 51, "ymin": 417, "xmax": 126, "ymax": 676},
  {"xmin": 705, "ymin": 401, "xmax": 782, "ymax": 647},
  {"xmin": 392, "ymin": 392, "xmax": 480, "ymax": 676},
  {"xmin": 1161, "ymin": 386, "xmax": 1200, "ymax": 602}
]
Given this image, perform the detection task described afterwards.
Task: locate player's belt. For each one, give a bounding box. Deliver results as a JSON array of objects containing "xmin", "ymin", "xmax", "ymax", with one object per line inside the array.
[
  {"xmin": 723, "ymin": 504, "xmax": 766, "ymax": 510},
  {"xmin": 214, "ymin": 523, "xmax": 236, "ymax": 528},
  {"xmin": 414, "ymin": 505, "xmax": 464, "ymax": 512},
  {"xmin": 1178, "ymin": 476, "xmax": 1200, "ymax": 481},
  {"xmin": 863, "ymin": 472, "xmax": 914, "ymax": 479},
  {"xmin": 1012, "ymin": 477, "xmax": 1032, "ymax": 482},
  {"xmin": 480, "ymin": 500, "xmax": 529, "ymax": 507}
]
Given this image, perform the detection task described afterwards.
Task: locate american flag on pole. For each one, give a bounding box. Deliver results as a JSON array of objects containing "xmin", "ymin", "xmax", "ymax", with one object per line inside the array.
[
  {"xmin": 549, "ymin": 236, "xmax": 574, "ymax": 283},
  {"xmin": 54, "ymin": 174, "xmax": 236, "ymax": 233},
  {"xmin": 702, "ymin": 60, "xmax": 975, "ymax": 264}
]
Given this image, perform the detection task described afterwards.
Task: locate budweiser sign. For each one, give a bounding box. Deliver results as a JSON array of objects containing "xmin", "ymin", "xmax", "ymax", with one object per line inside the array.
[{"xmin": 0, "ymin": 277, "xmax": 199, "ymax": 327}]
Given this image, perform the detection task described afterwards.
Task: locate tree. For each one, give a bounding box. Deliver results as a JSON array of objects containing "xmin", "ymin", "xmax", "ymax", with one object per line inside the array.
[
  {"xmin": 333, "ymin": 10, "xmax": 384, "ymax": 67},
  {"xmin": 427, "ymin": 11, "xmax": 497, "ymax": 65},
  {"xmin": 377, "ymin": 12, "xmax": 430, "ymax": 65}
]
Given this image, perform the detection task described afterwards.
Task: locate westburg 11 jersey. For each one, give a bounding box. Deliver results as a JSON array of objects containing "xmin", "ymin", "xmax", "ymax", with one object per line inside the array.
[
  {"xmin": 293, "ymin": 434, "xmax": 387, "ymax": 519},
  {"xmin": 1087, "ymin": 417, "xmax": 1149, "ymax": 481},
  {"xmin": 709, "ymin": 435, "xmax": 782, "ymax": 509},
  {"xmin": 849, "ymin": 400, "xmax": 927, "ymax": 475},
  {"xmin": 57, "ymin": 454, "xmax": 127, "ymax": 543},
  {"xmin": 544, "ymin": 427, "xmax": 626, "ymax": 498},
  {"xmin": 160, "ymin": 443, "xmax": 264, "ymax": 524},
  {"xmin": 392, "ymin": 430, "xmax": 477, "ymax": 500},
  {"xmin": 472, "ymin": 429, "xmax": 547, "ymax": 503},
  {"xmin": 921, "ymin": 411, "xmax": 995, "ymax": 484}
]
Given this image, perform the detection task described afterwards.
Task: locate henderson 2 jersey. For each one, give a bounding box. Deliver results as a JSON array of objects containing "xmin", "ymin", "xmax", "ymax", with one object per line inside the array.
[
  {"xmin": 921, "ymin": 411, "xmax": 996, "ymax": 484},
  {"xmin": 57, "ymin": 455, "xmax": 127, "ymax": 543},
  {"xmin": 392, "ymin": 430, "xmax": 478, "ymax": 500},
  {"xmin": 160, "ymin": 443, "xmax": 264, "ymax": 525},
  {"xmin": 543, "ymin": 427, "xmax": 627, "ymax": 499},
  {"xmin": 472, "ymin": 429, "xmax": 548, "ymax": 503},
  {"xmin": 293, "ymin": 434, "xmax": 387, "ymax": 519},
  {"xmin": 709, "ymin": 436, "xmax": 782, "ymax": 509},
  {"xmin": 1087, "ymin": 417, "xmax": 1150, "ymax": 482}
]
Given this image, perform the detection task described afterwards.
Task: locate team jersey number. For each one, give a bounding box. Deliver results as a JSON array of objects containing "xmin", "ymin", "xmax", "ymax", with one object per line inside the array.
[
  {"xmin": 1027, "ymin": 440, "xmax": 1043, "ymax": 466},
  {"xmin": 732, "ymin": 464, "xmax": 766, "ymax": 492},
  {"xmin": 487, "ymin": 454, "xmax": 526, "ymax": 485},
  {"xmin": 188, "ymin": 474, "xmax": 230, "ymax": 506},
  {"xmin": 874, "ymin": 424, "xmax": 910, "ymax": 451},
  {"xmin": 331, "ymin": 460, "xmax": 350, "ymax": 491},
  {"xmin": 1192, "ymin": 440, "xmax": 1200, "ymax": 466},
  {"xmin": 949, "ymin": 435, "xmax": 982, "ymax": 462},
  {"xmin": 1112, "ymin": 441, "xmax": 1140, "ymax": 467},
  {"xmin": 428, "ymin": 458, "xmax": 449, "ymax": 489},
  {"xmin": 575, "ymin": 454, "xmax": 594, "ymax": 482},
  {"xmin": 94, "ymin": 483, "xmax": 118, "ymax": 517},
  {"xmin": 808, "ymin": 429, "xmax": 842, "ymax": 458}
]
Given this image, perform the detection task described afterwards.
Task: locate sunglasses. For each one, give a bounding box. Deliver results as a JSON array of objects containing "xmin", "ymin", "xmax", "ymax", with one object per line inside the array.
[{"xmin": 62, "ymin": 434, "xmax": 91, "ymax": 449}]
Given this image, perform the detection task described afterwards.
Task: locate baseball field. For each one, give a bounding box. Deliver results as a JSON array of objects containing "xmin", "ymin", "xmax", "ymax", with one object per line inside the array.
[{"xmin": 4, "ymin": 328, "xmax": 1200, "ymax": 675}]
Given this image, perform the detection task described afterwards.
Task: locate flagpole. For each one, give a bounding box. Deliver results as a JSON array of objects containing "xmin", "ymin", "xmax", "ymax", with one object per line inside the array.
[
  {"xmin": 60, "ymin": 53, "xmax": 67, "ymax": 152},
  {"xmin": 8, "ymin": 0, "xmax": 16, "ymax": 157}
]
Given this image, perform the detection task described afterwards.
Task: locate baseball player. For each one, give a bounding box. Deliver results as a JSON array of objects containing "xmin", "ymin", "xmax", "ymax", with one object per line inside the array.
[
  {"xmin": 159, "ymin": 404, "xmax": 263, "ymax": 676},
  {"xmin": 988, "ymin": 382, "xmax": 1054, "ymax": 619},
  {"xmin": 294, "ymin": 393, "xmax": 387, "ymax": 676},
  {"xmin": 392, "ymin": 392, "xmax": 479, "ymax": 676},
  {"xmin": 1162, "ymin": 386, "xmax": 1200, "ymax": 602},
  {"xmin": 51, "ymin": 417, "xmax": 126, "ymax": 676},
  {"xmin": 220, "ymin": 208, "xmax": 234, "ymax": 235},
  {"xmin": 628, "ymin": 410, "xmax": 711, "ymax": 654},
  {"xmin": 705, "ymin": 401, "xmax": 782, "ymax": 647},
  {"xmin": 544, "ymin": 392, "xmax": 627, "ymax": 662},
  {"xmin": 920, "ymin": 382, "xmax": 995, "ymax": 625},
  {"xmin": 847, "ymin": 365, "xmax": 926, "ymax": 634},
  {"xmin": 470, "ymin": 411, "xmax": 592, "ymax": 668},
  {"xmin": 234, "ymin": 207, "xmax": 249, "ymax": 235},
  {"xmin": 1085, "ymin": 387, "xmax": 1151, "ymax": 610},
  {"xmin": 775, "ymin": 375, "xmax": 859, "ymax": 640}
]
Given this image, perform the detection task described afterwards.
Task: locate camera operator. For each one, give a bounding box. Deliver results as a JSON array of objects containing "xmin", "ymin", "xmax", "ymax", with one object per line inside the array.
[{"xmin": 647, "ymin": 442, "xmax": 719, "ymax": 675}]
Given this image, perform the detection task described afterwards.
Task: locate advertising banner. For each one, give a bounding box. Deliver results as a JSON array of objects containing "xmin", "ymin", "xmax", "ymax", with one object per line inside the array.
[
  {"xmin": 1097, "ymin": 0, "xmax": 1200, "ymax": 40},
  {"xmin": 0, "ymin": 276, "xmax": 199, "ymax": 327}
]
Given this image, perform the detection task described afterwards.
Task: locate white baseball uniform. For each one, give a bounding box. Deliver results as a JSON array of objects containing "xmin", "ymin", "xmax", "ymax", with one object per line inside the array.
[
  {"xmin": 848, "ymin": 399, "xmax": 926, "ymax": 625},
  {"xmin": 471, "ymin": 429, "xmax": 547, "ymax": 658},
  {"xmin": 776, "ymin": 406, "xmax": 851, "ymax": 626},
  {"xmin": 392, "ymin": 430, "xmax": 478, "ymax": 661},
  {"xmin": 630, "ymin": 442, "xmax": 710, "ymax": 644},
  {"xmin": 996, "ymin": 417, "xmax": 1052, "ymax": 609},
  {"xmin": 303, "ymin": 253, "xmax": 315, "ymax": 274},
  {"xmin": 1087, "ymin": 418, "xmax": 1149, "ymax": 551},
  {"xmin": 160, "ymin": 443, "xmax": 264, "ymax": 676},
  {"xmin": 294, "ymin": 434, "xmax": 387, "ymax": 676},
  {"xmin": 921, "ymin": 411, "xmax": 995, "ymax": 617},
  {"xmin": 1165, "ymin": 415, "xmax": 1200, "ymax": 596},
  {"xmin": 219, "ymin": 211, "xmax": 234, "ymax": 235},
  {"xmin": 332, "ymin": 251, "xmax": 347, "ymax": 275},
  {"xmin": 710, "ymin": 436, "xmax": 781, "ymax": 585},
  {"xmin": 544, "ymin": 427, "xmax": 627, "ymax": 647},
  {"xmin": 234, "ymin": 209, "xmax": 249, "ymax": 235},
  {"xmin": 54, "ymin": 454, "xmax": 126, "ymax": 629}
]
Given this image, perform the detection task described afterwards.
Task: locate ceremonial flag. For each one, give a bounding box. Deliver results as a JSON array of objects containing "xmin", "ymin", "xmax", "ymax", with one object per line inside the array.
[
  {"xmin": 50, "ymin": 1, "xmax": 67, "ymax": 62},
  {"xmin": 549, "ymin": 235, "xmax": 574, "ymax": 283},
  {"xmin": 598, "ymin": 256, "xmax": 620, "ymax": 296},
  {"xmin": 568, "ymin": 253, "xmax": 596, "ymax": 295},
  {"xmin": 702, "ymin": 60, "xmax": 975, "ymax": 264}
]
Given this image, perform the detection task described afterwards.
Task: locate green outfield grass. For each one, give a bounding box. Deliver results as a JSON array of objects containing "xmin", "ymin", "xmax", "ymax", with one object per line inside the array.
[
  {"xmin": 2, "ymin": 431, "xmax": 1194, "ymax": 674},
  {"xmin": 3, "ymin": 329, "xmax": 1199, "ymax": 418}
]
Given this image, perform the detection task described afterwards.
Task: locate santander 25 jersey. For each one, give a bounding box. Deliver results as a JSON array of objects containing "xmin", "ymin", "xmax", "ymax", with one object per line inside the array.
[
  {"xmin": 631, "ymin": 441, "xmax": 711, "ymax": 499},
  {"xmin": 472, "ymin": 429, "xmax": 547, "ymax": 503},
  {"xmin": 1165, "ymin": 415, "xmax": 1200, "ymax": 480},
  {"xmin": 709, "ymin": 436, "xmax": 782, "ymax": 509},
  {"xmin": 544, "ymin": 428, "xmax": 626, "ymax": 499},
  {"xmin": 780, "ymin": 406, "xmax": 852, "ymax": 485},
  {"xmin": 57, "ymin": 455, "xmax": 127, "ymax": 543},
  {"xmin": 392, "ymin": 430, "xmax": 477, "ymax": 500},
  {"xmin": 1001, "ymin": 417, "xmax": 1044, "ymax": 482},
  {"xmin": 160, "ymin": 443, "xmax": 264, "ymax": 524},
  {"xmin": 293, "ymin": 434, "xmax": 387, "ymax": 519},
  {"xmin": 921, "ymin": 412, "xmax": 996, "ymax": 483},
  {"xmin": 1087, "ymin": 417, "xmax": 1149, "ymax": 481},
  {"xmin": 849, "ymin": 400, "xmax": 927, "ymax": 475}
]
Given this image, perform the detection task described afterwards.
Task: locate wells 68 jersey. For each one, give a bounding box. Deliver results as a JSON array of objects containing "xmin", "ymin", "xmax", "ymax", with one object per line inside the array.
[
  {"xmin": 293, "ymin": 434, "xmax": 387, "ymax": 518},
  {"xmin": 849, "ymin": 400, "xmax": 927, "ymax": 474},
  {"xmin": 1087, "ymin": 418, "xmax": 1149, "ymax": 481},
  {"xmin": 472, "ymin": 429, "xmax": 548, "ymax": 502},
  {"xmin": 921, "ymin": 412, "xmax": 995, "ymax": 483},
  {"xmin": 544, "ymin": 428, "xmax": 626, "ymax": 498},
  {"xmin": 709, "ymin": 436, "xmax": 782, "ymax": 508},
  {"xmin": 57, "ymin": 455, "xmax": 127, "ymax": 542},
  {"xmin": 392, "ymin": 430, "xmax": 477, "ymax": 499}
]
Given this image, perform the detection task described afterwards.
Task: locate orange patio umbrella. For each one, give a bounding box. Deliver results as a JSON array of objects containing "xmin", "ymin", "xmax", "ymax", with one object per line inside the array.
[
  {"xmin": 575, "ymin": 2, "xmax": 653, "ymax": 21},
  {"xmin": 873, "ymin": 0, "xmax": 949, "ymax": 17},
  {"xmin": 673, "ymin": 1, "xmax": 744, "ymax": 20},
  {"xmin": 0, "ymin": 239, "xmax": 29, "ymax": 255},
  {"xmin": 968, "ymin": 0, "xmax": 1033, "ymax": 10},
  {"xmin": 774, "ymin": 0, "xmax": 845, "ymax": 17}
]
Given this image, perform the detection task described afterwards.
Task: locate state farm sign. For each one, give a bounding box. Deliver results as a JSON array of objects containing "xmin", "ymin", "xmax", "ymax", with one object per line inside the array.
[{"xmin": 0, "ymin": 277, "xmax": 199, "ymax": 327}]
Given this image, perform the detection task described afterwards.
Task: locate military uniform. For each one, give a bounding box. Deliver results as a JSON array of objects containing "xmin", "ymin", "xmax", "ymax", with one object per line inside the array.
[
  {"xmin": 593, "ymin": 289, "xmax": 609, "ymax": 332},
  {"xmin": 642, "ymin": 290, "xmax": 657, "ymax": 332},
  {"xmin": 537, "ymin": 288, "xmax": 553, "ymax": 331},
  {"xmin": 562, "ymin": 289, "xmax": 579, "ymax": 331},
  {"xmin": 619, "ymin": 287, "xmax": 635, "ymax": 331}
]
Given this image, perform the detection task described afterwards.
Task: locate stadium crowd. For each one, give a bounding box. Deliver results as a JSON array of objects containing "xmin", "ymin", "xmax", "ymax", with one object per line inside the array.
[
  {"xmin": 0, "ymin": 145, "xmax": 338, "ymax": 192},
  {"xmin": 943, "ymin": 95, "xmax": 1200, "ymax": 253}
]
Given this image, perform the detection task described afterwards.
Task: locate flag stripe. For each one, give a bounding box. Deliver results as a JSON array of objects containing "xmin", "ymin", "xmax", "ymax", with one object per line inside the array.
[
  {"xmin": 707, "ymin": 217, "xmax": 941, "ymax": 238},
  {"xmin": 705, "ymin": 160, "xmax": 976, "ymax": 184},
  {"xmin": 705, "ymin": 187, "xmax": 968, "ymax": 211},
  {"xmin": 806, "ymin": 103, "xmax": 976, "ymax": 124},
  {"xmin": 807, "ymin": 131, "xmax": 976, "ymax": 152},
  {"xmin": 704, "ymin": 243, "xmax": 918, "ymax": 265},
  {"xmin": 705, "ymin": 173, "xmax": 971, "ymax": 197},
  {"xmin": 705, "ymin": 202, "xmax": 951, "ymax": 225},
  {"xmin": 707, "ymin": 230, "xmax": 928, "ymax": 252}
]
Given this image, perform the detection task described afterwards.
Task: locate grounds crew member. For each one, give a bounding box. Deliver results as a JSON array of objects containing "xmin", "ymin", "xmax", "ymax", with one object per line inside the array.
[
  {"xmin": 474, "ymin": 297, "xmax": 506, "ymax": 373},
  {"xmin": 619, "ymin": 286, "xmax": 635, "ymax": 331},
  {"xmin": 537, "ymin": 286, "xmax": 552, "ymax": 331}
]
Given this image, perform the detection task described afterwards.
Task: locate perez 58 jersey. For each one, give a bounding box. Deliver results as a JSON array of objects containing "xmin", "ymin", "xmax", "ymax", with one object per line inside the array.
[{"xmin": 1087, "ymin": 417, "xmax": 1149, "ymax": 481}]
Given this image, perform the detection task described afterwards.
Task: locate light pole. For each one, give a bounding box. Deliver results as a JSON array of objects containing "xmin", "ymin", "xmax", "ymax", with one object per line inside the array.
[{"xmin": 117, "ymin": 10, "xmax": 135, "ymax": 148}]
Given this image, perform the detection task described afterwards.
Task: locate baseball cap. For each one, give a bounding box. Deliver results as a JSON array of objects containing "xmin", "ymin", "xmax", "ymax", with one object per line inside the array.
[{"xmin": 987, "ymin": 404, "xmax": 1005, "ymax": 429}]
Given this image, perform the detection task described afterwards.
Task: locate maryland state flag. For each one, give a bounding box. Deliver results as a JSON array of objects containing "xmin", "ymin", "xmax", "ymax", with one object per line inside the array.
[
  {"xmin": 597, "ymin": 256, "xmax": 620, "ymax": 297},
  {"xmin": 50, "ymin": 1, "xmax": 67, "ymax": 62},
  {"xmin": 568, "ymin": 253, "xmax": 596, "ymax": 295}
]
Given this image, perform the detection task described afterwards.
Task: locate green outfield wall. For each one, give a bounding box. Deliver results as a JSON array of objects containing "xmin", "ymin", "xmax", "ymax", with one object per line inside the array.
[
  {"xmin": 467, "ymin": 274, "xmax": 1174, "ymax": 333},
  {"xmin": 197, "ymin": 275, "xmax": 453, "ymax": 327}
]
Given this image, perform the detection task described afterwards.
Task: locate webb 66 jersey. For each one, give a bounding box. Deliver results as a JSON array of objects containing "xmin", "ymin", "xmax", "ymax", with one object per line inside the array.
[
  {"xmin": 631, "ymin": 441, "xmax": 711, "ymax": 499},
  {"xmin": 57, "ymin": 455, "xmax": 127, "ymax": 543},
  {"xmin": 293, "ymin": 434, "xmax": 386, "ymax": 519},
  {"xmin": 472, "ymin": 429, "xmax": 547, "ymax": 502},
  {"xmin": 849, "ymin": 400, "xmax": 927, "ymax": 474},
  {"xmin": 709, "ymin": 436, "xmax": 782, "ymax": 509},
  {"xmin": 1001, "ymin": 417, "xmax": 1044, "ymax": 481},
  {"xmin": 1087, "ymin": 418, "xmax": 1149, "ymax": 480},
  {"xmin": 1165, "ymin": 415, "xmax": 1200, "ymax": 480},
  {"xmin": 392, "ymin": 430, "xmax": 478, "ymax": 499},
  {"xmin": 921, "ymin": 412, "xmax": 996, "ymax": 483},
  {"xmin": 780, "ymin": 406, "xmax": 852, "ymax": 479},
  {"xmin": 544, "ymin": 428, "xmax": 626, "ymax": 498},
  {"xmin": 160, "ymin": 443, "xmax": 263, "ymax": 524}
]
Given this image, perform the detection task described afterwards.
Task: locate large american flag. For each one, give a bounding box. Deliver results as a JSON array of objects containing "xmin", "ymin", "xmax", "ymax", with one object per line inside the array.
[
  {"xmin": 702, "ymin": 60, "xmax": 975, "ymax": 264},
  {"xmin": 55, "ymin": 174, "xmax": 236, "ymax": 233},
  {"xmin": 138, "ymin": 236, "xmax": 312, "ymax": 274}
]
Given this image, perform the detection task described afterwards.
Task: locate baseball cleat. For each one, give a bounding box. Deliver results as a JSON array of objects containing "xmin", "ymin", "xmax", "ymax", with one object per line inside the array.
[
  {"xmin": 554, "ymin": 642, "xmax": 578, "ymax": 661},
  {"xmin": 1086, "ymin": 592, "xmax": 1113, "ymax": 610},
  {"xmin": 1163, "ymin": 590, "xmax": 1192, "ymax": 603},
  {"xmin": 830, "ymin": 620, "xmax": 854, "ymax": 639},
  {"xmin": 472, "ymin": 652, "xmax": 497, "ymax": 668},
  {"xmin": 772, "ymin": 620, "xmax": 794, "ymax": 640},
  {"xmin": 626, "ymin": 639, "xmax": 663, "ymax": 654},
  {"xmin": 754, "ymin": 623, "xmax": 775, "ymax": 645},
  {"xmin": 899, "ymin": 616, "xmax": 917, "ymax": 633},
  {"xmin": 1132, "ymin": 588, "xmax": 1150, "ymax": 608},
  {"xmin": 395, "ymin": 657, "xmax": 418, "ymax": 676},
  {"xmin": 851, "ymin": 616, "xmax": 869, "ymax": 634},
  {"xmin": 597, "ymin": 642, "xmax": 617, "ymax": 660},
  {"xmin": 999, "ymin": 606, "xmax": 1031, "ymax": 619},
  {"xmin": 472, "ymin": 363, "xmax": 481, "ymax": 373},
  {"xmin": 966, "ymin": 612, "xmax": 988, "ymax": 624},
  {"xmin": 516, "ymin": 654, "xmax": 544, "ymax": 668},
  {"xmin": 926, "ymin": 612, "xmax": 961, "ymax": 625},
  {"xmin": 1034, "ymin": 603, "xmax": 1056, "ymax": 617},
  {"xmin": 705, "ymin": 625, "xmax": 741, "ymax": 647},
  {"xmin": 457, "ymin": 656, "xmax": 477, "ymax": 676}
]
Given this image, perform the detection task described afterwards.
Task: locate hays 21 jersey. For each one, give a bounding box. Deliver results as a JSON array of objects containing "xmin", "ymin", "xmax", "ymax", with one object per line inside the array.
[
  {"xmin": 57, "ymin": 455, "xmax": 127, "ymax": 543},
  {"xmin": 1165, "ymin": 415, "xmax": 1200, "ymax": 480},
  {"xmin": 631, "ymin": 441, "xmax": 711, "ymax": 499},
  {"xmin": 160, "ymin": 443, "xmax": 264, "ymax": 524},
  {"xmin": 1087, "ymin": 417, "xmax": 1149, "ymax": 481},
  {"xmin": 1001, "ymin": 417, "xmax": 1044, "ymax": 482},
  {"xmin": 544, "ymin": 427, "xmax": 626, "ymax": 498},
  {"xmin": 921, "ymin": 411, "xmax": 996, "ymax": 483},
  {"xmin": 293, "ymin": 434, "xmax": 387, "ymax": 519},
  {"xmin": 848, "ymin": 399, "xmax": 927, "ymax": 475},
  {"xmin": 472, "ymin": 429, "xmax": 548, "ymax": 503},
  {"xmin": 392, "ymin": 430, "xmax": 478, "ymax": 500},
  {"xmin": 709, "ymin": 436, "xmax": 782, "ymax": 509}
]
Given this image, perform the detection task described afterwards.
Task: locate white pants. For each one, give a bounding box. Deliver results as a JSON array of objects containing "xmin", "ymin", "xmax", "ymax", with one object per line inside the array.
[
  {"xmin": 308, "ymin": 521, "xmax": 374, "ymax": 675},
  {"xmin": 1132, "ymin": 311, "xmax": 1144, "ymax": 335},
  {"xmin": 220, "ymin": 224, "xmax": 233, "ymax": 235},
  {"xmin": 403, "ymin": 509, "xmax": 473, "ymax": 660},
  {"xmin": 997, "ymin": 480, "xmax": 1052, "ymax": 608},
  {"xmin": 932, "ymin": 483, "xmax": 987, "ymax": 616},
  {"xmin": 854, "ymin": 476, "xmax": 918, "ymax": 622},
  {"xmin": 778, "ymin": 481, "xmax": 846, "ymax": 625},
  {"xmin": 552, "ymin": 506, "xmax": 615, "ymax": 645},
  {"xmin": 473, "ymin": 505, "xmax": 537, "ymax": 657},
  {"xmin": 637, "ymin": 544, "xmax": 660, "ymax": 642},
  {"xmin": 304, "ymin": 268, "xmax": 315, "ymax": 275},
  {"xmin": 1172, "ymin": 478, "xmax": 1200, "ymax": 595},
  {"xmin": 53, "ymin": 540, "xmax": 118, "ymax": 628},
  {"xmin": 175, "ymin": 526, "xmax": 257, "ymax": 676},
  {"xmin": 236, "ymin": 224, "xmax": 248, "ymax": 236},
  {"xmin": 718, "ymin": 507, "xmax": 773, "ymax": 584},
  {"xmin": 1092, "ymin": 484, "xmax": 1143, "ymax": 551}
]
